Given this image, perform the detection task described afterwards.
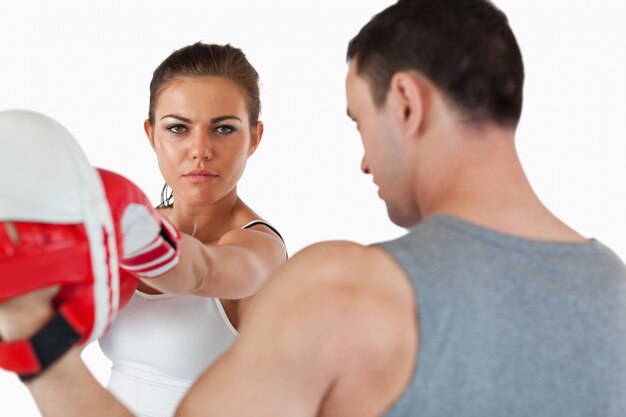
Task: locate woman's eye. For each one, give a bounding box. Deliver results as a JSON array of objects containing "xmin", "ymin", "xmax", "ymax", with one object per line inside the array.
[
  {"xmin": 215, "ymin": 125, "xmax": 235, "ymax": 135},
  {"xmin": 167, "ymin": 124, "xmax": 187, "ymax": 134}
]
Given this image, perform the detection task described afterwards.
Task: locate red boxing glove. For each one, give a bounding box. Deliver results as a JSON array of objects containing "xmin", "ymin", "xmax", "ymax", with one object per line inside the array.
[{"xmin": 99, "ymin": 169, "xmax": 181, "ymax": 280}]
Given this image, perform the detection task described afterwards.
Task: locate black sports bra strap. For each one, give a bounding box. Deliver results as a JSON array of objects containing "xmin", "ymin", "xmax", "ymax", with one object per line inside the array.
[{"xmin": 242, "ymin": 220, "xmax": 284, "ymax": 244}]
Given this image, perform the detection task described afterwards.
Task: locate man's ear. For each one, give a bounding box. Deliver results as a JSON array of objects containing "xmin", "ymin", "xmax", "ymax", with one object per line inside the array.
[
  {"xmin": 248, "ymin": 121, "xmax": 264, "ymax": 157},
  {"xmin": 144, "ymin": 119, "xmax": 155, "ymax": 149},
  {"xmin": 388, "ymin": 72, "xmax": 429, "ymax": 140}
]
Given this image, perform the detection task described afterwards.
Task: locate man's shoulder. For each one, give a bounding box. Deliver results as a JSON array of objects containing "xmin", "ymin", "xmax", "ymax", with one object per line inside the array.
[
  {"xmin": 282, "ymin": 241, "xmax": 418, "ymax": 415},
  {"xmin": 289, "ymin": 240, "xmax": 409, "ymax": 285},
  {"xmin": 283, "ymin": 240, "xmax": 416, "ymax": 328}
]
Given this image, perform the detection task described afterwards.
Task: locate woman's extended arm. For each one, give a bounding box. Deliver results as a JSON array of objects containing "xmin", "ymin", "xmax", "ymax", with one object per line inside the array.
[{"xmin": 143, "ymin": 225, "xmax": 286, "ymax": 299}]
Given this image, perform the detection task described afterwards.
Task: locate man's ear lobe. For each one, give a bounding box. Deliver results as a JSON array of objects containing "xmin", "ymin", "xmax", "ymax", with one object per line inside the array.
[{"xmin": 389, "ymin": 72, "xmax": 426, "ymax": 138}]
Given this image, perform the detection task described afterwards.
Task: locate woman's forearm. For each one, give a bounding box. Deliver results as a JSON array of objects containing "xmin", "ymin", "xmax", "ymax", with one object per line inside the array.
[{"xmin": 142, "ymin": 231, "xmax": 284, "ymax": 299}]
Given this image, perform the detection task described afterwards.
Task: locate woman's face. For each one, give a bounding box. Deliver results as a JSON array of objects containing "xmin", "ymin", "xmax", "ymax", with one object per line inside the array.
[{"xmin": 146, "ymin": 77, "xmax": 261, "ymax": 207}]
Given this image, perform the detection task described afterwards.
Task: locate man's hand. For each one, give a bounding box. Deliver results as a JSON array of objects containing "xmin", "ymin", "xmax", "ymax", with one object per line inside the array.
[{"xmin": 0, "ymin": 286, "xmax": 58, "ymax": 342}]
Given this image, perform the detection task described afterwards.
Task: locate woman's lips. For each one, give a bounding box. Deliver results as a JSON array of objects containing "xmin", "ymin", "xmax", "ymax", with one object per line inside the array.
[{"xmin": 182, "ymin": 170, "xmax": 218, "ymax": 183}]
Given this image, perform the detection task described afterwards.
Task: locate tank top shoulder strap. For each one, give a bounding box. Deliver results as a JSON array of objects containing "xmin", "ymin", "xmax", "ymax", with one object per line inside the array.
[{"xmin": 241, "ymin": 220, "xmax": 284, "ymax": 243}]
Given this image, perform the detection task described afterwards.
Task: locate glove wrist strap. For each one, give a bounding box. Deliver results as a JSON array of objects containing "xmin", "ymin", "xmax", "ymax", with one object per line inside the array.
[{"xmin": 0, "ymin": 310, "xmax": 81, "ymax": 382}]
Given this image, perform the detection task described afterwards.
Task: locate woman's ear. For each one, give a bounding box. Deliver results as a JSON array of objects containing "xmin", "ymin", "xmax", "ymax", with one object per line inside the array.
[
  {"xmin": 144, "ymin": 119, "xmax": 155, "ymax": 149},
  {"xmin": 248, "ymin": 121, "xmax": 264, "ymax": 157}
]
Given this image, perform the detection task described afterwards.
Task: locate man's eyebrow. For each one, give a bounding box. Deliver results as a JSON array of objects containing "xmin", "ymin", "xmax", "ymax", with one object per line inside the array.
[{"xmin": 346, "ymin": 108, "xmax": 355, "ymax": 121}]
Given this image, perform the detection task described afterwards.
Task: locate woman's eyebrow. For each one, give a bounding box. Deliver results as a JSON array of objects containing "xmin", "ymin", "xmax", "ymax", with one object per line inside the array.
[
  {"xmin": 158, "ymin": 114, "xmax": 242, "ymax": 124},
  {"xmin": 160, "ymin": 114, "xmax": 192, "ymax": 123},
  {"xmin": 211, "ymin": 115, "xmax": 242, "ymax": 124}
]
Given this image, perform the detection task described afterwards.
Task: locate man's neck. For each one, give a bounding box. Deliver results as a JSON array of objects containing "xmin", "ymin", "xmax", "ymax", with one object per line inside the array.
[{"xmin": 418, "ymin": 128, "xmax": 586, "ymax": 242}]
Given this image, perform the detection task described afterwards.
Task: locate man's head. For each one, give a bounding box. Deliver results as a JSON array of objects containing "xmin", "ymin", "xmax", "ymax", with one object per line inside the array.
[
  {"xmin": 345, "ymin": 0, "xmax": 524, "ymax": 227},
  {"xmin": 347, "ymin": 0, "xmax": 524, "ymax": 128}
]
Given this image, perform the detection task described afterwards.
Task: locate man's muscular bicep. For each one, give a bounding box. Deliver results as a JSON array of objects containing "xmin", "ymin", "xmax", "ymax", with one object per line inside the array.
[{"xmin": 177, "ymin": 242, "xmax": 418, "ymax": 417}]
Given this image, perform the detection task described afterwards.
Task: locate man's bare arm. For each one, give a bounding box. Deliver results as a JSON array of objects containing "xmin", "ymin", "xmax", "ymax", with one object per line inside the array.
[
  {"xmin": 0, "ymin": 289, "xmax": 134, "ymax": 417},
  {"xmin": 26, "ymin": 348, "xmax": 134, "ymax": 417},
  {"xmin": 177, "ymin": 241, "xmax": 418, "ymax": 417}
]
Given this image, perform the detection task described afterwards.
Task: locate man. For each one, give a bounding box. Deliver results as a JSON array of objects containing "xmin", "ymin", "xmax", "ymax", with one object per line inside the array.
[{"xmin": 1, "ymin": 0, "xmax": 625, "ymax": 416}]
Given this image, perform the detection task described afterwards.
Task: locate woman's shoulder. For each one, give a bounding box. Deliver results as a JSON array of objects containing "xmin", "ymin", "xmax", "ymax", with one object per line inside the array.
[
  {"xmin": 241, "ymin": 219, "xmax": 283, "ymax": 242},
  {"xmin": 233, "ymin": 200, "xmax": 281, "ymax": 236}
]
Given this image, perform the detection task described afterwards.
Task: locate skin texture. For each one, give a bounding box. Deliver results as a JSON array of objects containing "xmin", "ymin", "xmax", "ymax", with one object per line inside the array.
[{"xmin": 0, "ymin": 59, "xmax": 587, "ymax": 416}]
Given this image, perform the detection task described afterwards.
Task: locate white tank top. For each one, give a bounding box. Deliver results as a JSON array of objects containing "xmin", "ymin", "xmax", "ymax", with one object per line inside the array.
[
  {"xmin": 99, "ymin": 292, "xmax": 237, "ymax": 417},
  {"xmin": 99, "ymin": 220, "xmax": 282, "ymax": 417}
]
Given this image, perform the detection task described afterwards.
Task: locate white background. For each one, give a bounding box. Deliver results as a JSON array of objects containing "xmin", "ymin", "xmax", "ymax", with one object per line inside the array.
[{"xmin": 1, "ymin": 0, "xmax": 625, "ymax": 414}]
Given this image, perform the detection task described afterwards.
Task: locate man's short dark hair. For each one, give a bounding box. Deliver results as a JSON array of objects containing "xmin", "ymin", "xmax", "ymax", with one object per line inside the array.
[{"xmin": 347, "ymin": 0, "xmax": 524, "ymax": 128}]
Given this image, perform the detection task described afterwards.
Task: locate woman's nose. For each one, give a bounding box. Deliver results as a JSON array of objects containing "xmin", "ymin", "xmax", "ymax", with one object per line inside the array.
[
  {"xmin": 188, "ymin": 131, "xmax": 213, "ymax": 161},
  {"xmin": 360, "ymin": 154, "xmax": 370, "ymax": 175}
]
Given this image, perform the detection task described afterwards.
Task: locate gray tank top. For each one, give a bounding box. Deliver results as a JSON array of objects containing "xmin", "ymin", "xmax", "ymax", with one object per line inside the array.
[{"xmin": 379, "ymin": 215, "xmax": 626, "ymax": 417}]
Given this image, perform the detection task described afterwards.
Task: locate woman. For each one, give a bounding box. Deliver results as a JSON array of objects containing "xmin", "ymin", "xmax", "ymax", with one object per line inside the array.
[{"xmin": 99, "ymin": 42, "xmax": 287, "ymax": 417}]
